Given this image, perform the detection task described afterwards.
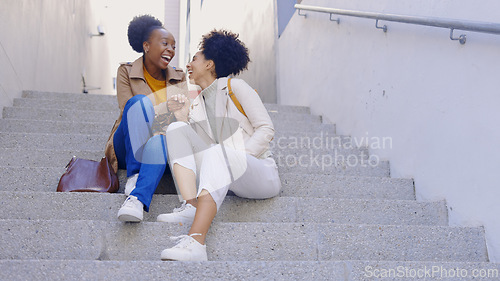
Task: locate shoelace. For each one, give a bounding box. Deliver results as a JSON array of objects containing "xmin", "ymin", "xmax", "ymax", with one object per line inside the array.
[
  {"xmin": 173, "ymin": 200, "xmax": 188, "ymax": 213},
  {"xmin": 122, "ymin": 196, "xmax": 140, "ymax": 208},
  {"xmin": 169, "ymin": 233, "xmax": 203, "ymax": 248}
]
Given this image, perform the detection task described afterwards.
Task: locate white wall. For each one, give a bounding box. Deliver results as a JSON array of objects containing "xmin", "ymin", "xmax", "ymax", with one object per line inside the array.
[
  {"xmin": 0, "ymin": 0, "xmax": 168, "ymax": 105},
  {"xmin": 97, "ymin": 0, "xmax": 165, "ymax": 94},
  {"xmin": 279, "ymin": 0, "xmax": 500, "ymax": 261},
  {"xmin": 164, "ymin": 0, "xmax": 181, "ymax": 69},
  {"xmin": 182, "ymin": 0, "xmax": 278, "ymax": 103},
  {"xmin": 0, "ymin": 0, "xmax": 110, "ymax": 111}
]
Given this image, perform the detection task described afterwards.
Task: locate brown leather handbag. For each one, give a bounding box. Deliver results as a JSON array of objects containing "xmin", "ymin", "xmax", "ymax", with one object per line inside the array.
[{"xmin": 57, "ymin": 156, "xmax": 119, "ymax": 193}]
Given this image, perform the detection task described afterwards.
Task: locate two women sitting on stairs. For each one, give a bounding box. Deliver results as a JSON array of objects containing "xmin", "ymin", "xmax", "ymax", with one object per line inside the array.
[{"xmin": 107, "ymin": 15, "xmax": 281, "ymax": 261}]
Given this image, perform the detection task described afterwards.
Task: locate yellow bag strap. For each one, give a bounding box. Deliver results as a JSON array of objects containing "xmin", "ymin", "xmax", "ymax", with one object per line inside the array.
[{"xmin": 227, "ymin": 78, "xmax": 247, "ymax": 117}]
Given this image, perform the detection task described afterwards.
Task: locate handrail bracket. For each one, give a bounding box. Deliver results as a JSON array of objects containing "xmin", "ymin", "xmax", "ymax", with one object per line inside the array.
[
  {"xmin": 376, "ymin": 19, "xmax": 387, "ymax": 32},
  {"xmin": 298, "ymin": 9, "xmax": 307, "ymax": 18},
  {"xmin": 330, "ymin": 13, "xmax": 340, "ymax": 24},
  {"xmin": 450, "ymin": 29, "xmax": 467, "ymax": 44}
]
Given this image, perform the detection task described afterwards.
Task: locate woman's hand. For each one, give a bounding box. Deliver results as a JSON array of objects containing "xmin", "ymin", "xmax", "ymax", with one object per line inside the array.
[{"xmin": 167, "ymin": 94, "xmax": 189, "ymax": 122}]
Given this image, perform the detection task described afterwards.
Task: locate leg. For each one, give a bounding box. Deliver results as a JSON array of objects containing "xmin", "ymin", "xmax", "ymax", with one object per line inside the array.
[
  {"xmin": 165, "ymin": 121, "xmax": 209, "ymax": 203},
  {"xmin": 113, "ymin": 94, "xmax": 155, "ymax": 176},
  {"xmin": 159, "ymin": 189, "xmax": 215, "ymax": 261},
  {"xmin": 172, "ymin": 164, "xmax": 197, "ymax": 206},
  {"xmin": 188, "ymin": 149, "xmax": 280, "ymax": 245},
  {"xmin": 156, "ymin": 122, "xmax": 209, "ymax": 224},
  {"xmin": 166, "ymin": 150, "xmax": 280, "ymax": 246},
  {"xmin": 160, "ymin": 145, "xmax": 245, "ymax": 261},
  {"xmin": 118, "ymin": 134, "xmax": 170, "ymax": 221},
  {"xmin": 228, "ymin": 156, "xmax": 281, "ymax": 200},
  {"xmin": 130, "ymin": 135, "xmax": 168, "ymax": 212},
  {"xmin": 116, "ymin": 96, "xmax": 159, "ymax": 222},
  {"xmin": 188, "ymin": 189, "xmax": 217, "ymax": 245}
]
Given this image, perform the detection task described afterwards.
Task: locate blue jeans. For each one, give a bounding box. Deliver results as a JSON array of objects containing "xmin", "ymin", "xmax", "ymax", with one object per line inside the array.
[{"xmin": 113, "ymin": 94, "xmax": 170, "ymax": 212}]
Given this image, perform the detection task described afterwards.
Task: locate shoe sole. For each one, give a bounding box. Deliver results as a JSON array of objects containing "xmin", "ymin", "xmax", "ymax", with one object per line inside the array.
[
  {"xmin": 156, "ymin": 214, "xmax": 194, "ymax": 224},
  {"xmin": 160, "ymin": 257, "xmax": 208, "ymax": 261},
  {"xmin": 156, "ymin": 218, "xmax": 194, "ymax": 224},
  {"xmin": 117, "ymin": 213, "xmax": 142, "ymax": 222}
]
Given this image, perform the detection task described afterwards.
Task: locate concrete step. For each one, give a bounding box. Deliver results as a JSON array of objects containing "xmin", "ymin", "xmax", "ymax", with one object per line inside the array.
[
  {"xmin": 0, "ymin": 119, "xmax": 113, "ymax": 134},
  {"xmin": 0, "ymin": 220, "xmax": 487, "ymax": 262},
  {"xmin": 276, "ymin": 157, "xmax": 390, "ymax": 177},
  {"xmin": 0, "ymin": 148, "xmax": 103, "ymax": 167},
  {"xmin": 265, "ymin": 103, "xmax": 310, "ymax": 114},
  {"xmin": 14, "ymin": 96, "xmax": 118, "ymax": 112},
  {"xmin": 0, "ymin": 166, "xmax": 412, "ymax": 200},
  {"xmin": 0, "ymin": 147, "xmax": 385, "ymax": 176},
  {"xmin": 22, "ymin": 90, "xmax": 117, "ymax": 101},
  {"xmin": 0, "ymin": 132, "xmax": 109, "ymax": 151},
  {"xmin": 0, "ymin": 192, "xmax": 447, "ymax": 225},
  {"xmin": 3, "ymin": 106, "xmax": 320, "ymax": 124},
  {"xmin": 0, "ymin": 117, "xmax": 335, "ymax": 136},
  {"xmin": 2, "ymin": 260, "xmax": 499, "ymax": 281},
  {"xmin": 0, "ymin": 132, "xmax": 368, "ymax": 159},
  {"xmin": 15, "ymin": 95, "xmax": 311, "ymax": 114},
  {"xmin": 0, "ymin": 167, "xmax": 65, "ymax": 192},
  {"xmin": 2, "ymin": 107, "xmax": 118, "ymax": 123},
  {"xmin": 279, "ymin": 173, "xmax": 415, "ymax": 200}
]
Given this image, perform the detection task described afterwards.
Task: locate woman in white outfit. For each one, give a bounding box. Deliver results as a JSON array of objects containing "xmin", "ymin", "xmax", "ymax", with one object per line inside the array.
[{"xmin": 158, "ymin": 30, "xmax": 281, "ymax": 261}]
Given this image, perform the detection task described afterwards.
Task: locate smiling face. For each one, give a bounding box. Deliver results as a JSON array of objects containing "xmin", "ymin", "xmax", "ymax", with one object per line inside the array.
[
  {"xmin": 143, "ymin": 28, "xmax": 176, "ymax": 72},
  {"xmin": 186, "ymin": 51, "xmax": 216, "ymax": 88}
]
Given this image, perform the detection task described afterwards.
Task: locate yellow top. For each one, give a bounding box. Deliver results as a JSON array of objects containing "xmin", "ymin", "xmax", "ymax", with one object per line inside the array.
[{"xmin": 143, "ymin": 66, "xmax": 167, "ymax": 104}]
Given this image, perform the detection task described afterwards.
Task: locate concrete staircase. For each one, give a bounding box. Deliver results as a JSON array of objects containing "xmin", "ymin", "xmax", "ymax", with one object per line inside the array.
[{"xmin": 0, "ymin": 91, "xmax": 498, "ymax": 280}]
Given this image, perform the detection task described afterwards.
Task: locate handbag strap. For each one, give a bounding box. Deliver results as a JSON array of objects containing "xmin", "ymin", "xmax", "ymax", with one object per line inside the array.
[{"xmin": 227, "ymin": 78, "xmax": 247, "ymax": 117}]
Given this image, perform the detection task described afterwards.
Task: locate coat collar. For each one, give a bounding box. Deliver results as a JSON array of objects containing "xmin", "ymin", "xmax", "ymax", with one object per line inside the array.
[{"xmin": 129, "ymin": 56, "xmax": 184, "ymax": 83}]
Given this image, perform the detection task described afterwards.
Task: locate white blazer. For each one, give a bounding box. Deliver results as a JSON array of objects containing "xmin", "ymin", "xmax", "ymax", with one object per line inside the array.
[{"xmin": 188, "ymin": 77, "xmax": 274, "ymax": 159}]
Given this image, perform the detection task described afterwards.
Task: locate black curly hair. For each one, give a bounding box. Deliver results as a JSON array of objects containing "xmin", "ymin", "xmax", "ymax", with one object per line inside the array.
[
  {"xmin": 199, "ymin": 30, "xmax": 250, "ymax": 78},
  {"xmin": 127, "ymin": 15, "xmax": 164, "ymax": 53}
]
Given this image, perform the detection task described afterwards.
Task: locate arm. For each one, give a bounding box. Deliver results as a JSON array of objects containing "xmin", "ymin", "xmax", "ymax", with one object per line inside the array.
[
  {"xmin": 231, "ymin": 79, "xmax": 274, "ymax": 157},
  {"xmin": 167, "ymin": 78, "xmax": 190, "ymax": 122},
  {"xmin": 168, "ymin": 94, "xmax": 189, "ymax": 122}
]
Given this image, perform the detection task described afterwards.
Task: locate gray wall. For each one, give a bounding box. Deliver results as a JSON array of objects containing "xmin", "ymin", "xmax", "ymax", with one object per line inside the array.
[{"xmin": 279, "ymin": 0, "xmax": 500, "ymax": 261}]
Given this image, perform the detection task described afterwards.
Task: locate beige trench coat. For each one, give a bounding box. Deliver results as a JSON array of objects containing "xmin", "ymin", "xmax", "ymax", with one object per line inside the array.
[{"xmin": 104, "ymin": 56, "xmax": 187, "ymax": 172}]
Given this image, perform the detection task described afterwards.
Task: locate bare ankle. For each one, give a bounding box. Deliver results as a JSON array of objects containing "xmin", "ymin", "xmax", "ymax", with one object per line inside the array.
[
  {"xmin": 189, "ymin": 233, "xmax": 205, "ymax": 245},
  {"xmin": 186, "ymin": 199, "xmax": 198, "ymax": 208}
]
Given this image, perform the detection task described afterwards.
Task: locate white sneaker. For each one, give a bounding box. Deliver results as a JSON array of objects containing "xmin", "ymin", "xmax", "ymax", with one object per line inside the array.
[
  {"xmin": 117, "ymin": 195, "xmax": 143, "ymax": 222},
  {"xmin": 160, "ymin": 233, "xmax": 207, "ymax": 261},
  {"xmin": 156, "ymin": 201, "xmax": 196, "ymax": 224},
  {"xmin": 124, "ymin": 173, "xmax": 139, "ymax": 196}
]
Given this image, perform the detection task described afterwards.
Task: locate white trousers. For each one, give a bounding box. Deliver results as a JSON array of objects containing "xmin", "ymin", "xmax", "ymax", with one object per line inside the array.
[{"xmin": 165, "ymin": 121, "xmax": 281, "ymax": 210}]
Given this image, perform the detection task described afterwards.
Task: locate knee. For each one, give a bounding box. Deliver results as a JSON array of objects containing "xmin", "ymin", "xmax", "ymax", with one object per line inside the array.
[
  {"xmin": 123, "ymin": 95, "xmax": 154, "ymax": 121},
  {"xmin": 166, "ymin": 121, "xmax": 189, "ymax": 133},
  {"xmin": 124, "ymin": 94, "xmax": 147, "ymax": 108},
  {"xmin": 145, "ymin": 135, "xmax": 165, "ymax": 150},
  {"xmin": 123, "ymin": 95, "xmax": 153, "ymax": 116},
  {"xmin": 142, "ymin": 135, "xmax": 168, "ymax": 164}
]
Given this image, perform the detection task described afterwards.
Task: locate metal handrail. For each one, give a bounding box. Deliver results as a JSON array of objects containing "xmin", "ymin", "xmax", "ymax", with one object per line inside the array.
[{"xmin": 295, "ymin": 4, "xmax": 500, "ymax": 44}]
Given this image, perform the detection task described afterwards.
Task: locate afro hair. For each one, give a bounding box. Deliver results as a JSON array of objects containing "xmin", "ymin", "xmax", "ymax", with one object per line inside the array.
[
  {"xmin": 127, "ymin": 15, "xmax": 164, "ymax": 53},
  {"xmin": 199, "ymin": 30, "xmax": 250, "ymax": 78}
]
